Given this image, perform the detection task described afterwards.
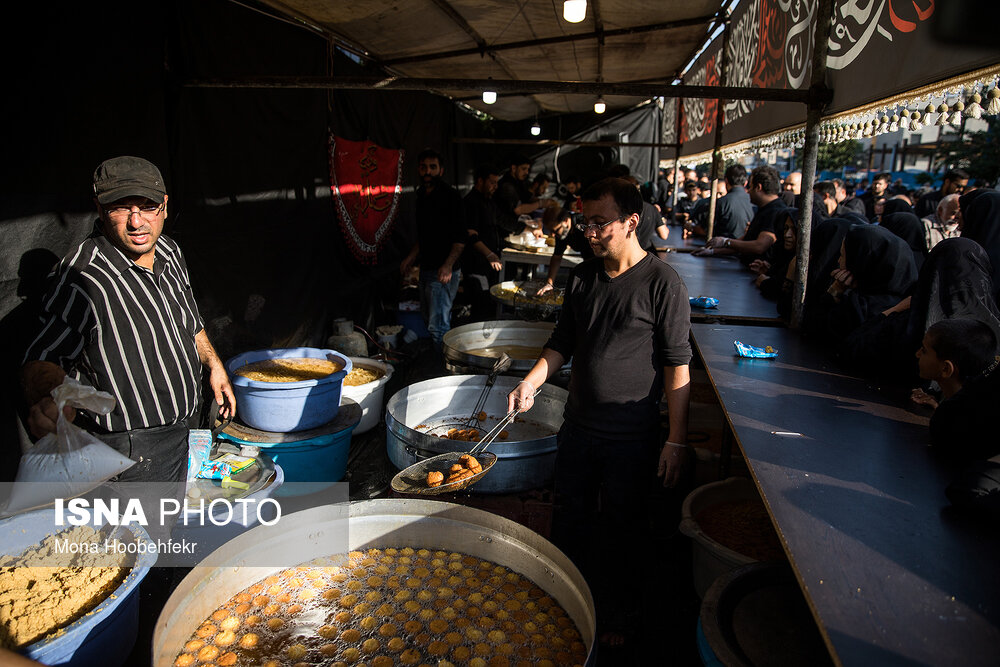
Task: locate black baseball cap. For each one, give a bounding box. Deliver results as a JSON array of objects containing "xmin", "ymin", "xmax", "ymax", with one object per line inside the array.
[{"xmin": 92, "ymin": 156, "xmax": 166, "ymax": 204}]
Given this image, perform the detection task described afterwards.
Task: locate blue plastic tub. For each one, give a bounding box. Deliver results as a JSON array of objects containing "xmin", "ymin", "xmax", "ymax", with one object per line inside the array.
[
  {"xmin": 218, "ymin": 430, "xmax": 354, "ymax": 497},
  {"xmin": 397, "ymin": 305, "xmax": 430, "ymax": 339},
  {"xmin": 2, "ymin": 508, "xmax": 156, "ymax": 666},
  {"xmin": 226, "ymin": 347, "xmax": 352, "ymax": 433}
]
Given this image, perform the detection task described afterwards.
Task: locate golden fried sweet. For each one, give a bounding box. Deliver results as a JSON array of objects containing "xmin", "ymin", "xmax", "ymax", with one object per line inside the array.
[{"xmin": 174, "ymin": 547, "xmax": 588, "ymax": 667}]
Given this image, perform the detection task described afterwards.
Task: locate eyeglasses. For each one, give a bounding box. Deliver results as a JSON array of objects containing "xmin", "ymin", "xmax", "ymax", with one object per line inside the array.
[
  {"xmin": 575, "ymin": 217, "xmax": 623, "ymax": 233},
  {"xmin": 106, "ymin": 203, "xmax": 164, "ymax": 221}
]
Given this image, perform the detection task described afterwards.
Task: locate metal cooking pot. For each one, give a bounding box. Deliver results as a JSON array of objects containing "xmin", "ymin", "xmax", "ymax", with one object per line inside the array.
[
  {"xmin": 442, "ymin": 320, "xmax": 571, "ymax": 380},
  {"xmin": 386, "ymin": 375, "xmax": 566, "ymax": 494},
  {"xmin": 152, "ymin": 499, "xmax": 595, "ymax": 666}
]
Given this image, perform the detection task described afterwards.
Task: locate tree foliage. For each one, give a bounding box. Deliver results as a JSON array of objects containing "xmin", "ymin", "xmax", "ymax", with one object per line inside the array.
[
  {"xmin": 938, "ymin": 117, "xmax": 1000, "ymax": 186},
  {"xmin": 816, "ymin": 139, "xmax": 862, "ymax": 172}
]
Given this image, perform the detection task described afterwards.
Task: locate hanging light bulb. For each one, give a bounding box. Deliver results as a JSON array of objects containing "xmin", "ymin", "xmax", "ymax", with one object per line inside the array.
[
  {"xmin": 482, "ymin": 89, "xmax": 497, "ymax": 104},
  {"xmin": 530, "ymin": 122, "xmax": 541, "ymax": 136},
  {"xmin": 594, "ymin": 97, "xmax": 606, "ymax": 114},
  {"xmin": 563, "ymin": 0, "xmax": 587, "ymax": 23}
]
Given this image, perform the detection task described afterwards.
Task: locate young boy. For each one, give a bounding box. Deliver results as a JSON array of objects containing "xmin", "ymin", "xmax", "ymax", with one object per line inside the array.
[{"xmin": 911, "ymin": 318, "xmax": 1000, "ymax": 466}]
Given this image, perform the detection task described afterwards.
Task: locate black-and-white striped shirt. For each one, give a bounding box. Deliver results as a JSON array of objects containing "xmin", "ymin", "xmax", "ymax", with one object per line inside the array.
[{"xmin": 25, "ymin": 228, "xmax": 204, "ymax": 432}]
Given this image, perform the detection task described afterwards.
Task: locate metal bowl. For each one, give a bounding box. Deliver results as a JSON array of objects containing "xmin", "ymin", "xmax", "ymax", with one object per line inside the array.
[
  {"xmin": 152, "ymin": 499, "xmax": 595, "ymax": 665},
  {"xmin": 385, "ymin": 375, "xmax": 566, "ymax": 494}
]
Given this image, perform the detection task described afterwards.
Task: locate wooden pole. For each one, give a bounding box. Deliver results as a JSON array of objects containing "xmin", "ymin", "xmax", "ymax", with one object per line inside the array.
[
  {"xmin": 706, "ymin": 15, "xmax": 732, "ymax": 240},
  {"xmin": 791, "ymin": 0, "xmax": 834, "ymax": 330}
]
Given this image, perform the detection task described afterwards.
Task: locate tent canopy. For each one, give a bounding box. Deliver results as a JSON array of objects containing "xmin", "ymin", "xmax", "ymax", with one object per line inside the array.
[{"xmin": 256, "ymin": 0, "xmax": 724, "ymax": 120}]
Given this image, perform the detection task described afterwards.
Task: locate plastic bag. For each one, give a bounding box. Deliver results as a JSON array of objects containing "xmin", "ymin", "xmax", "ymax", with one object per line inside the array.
[
  {"xmin": 734, "ymin": 341, "xmax": 778, "ymax": 359},
  {"xmin": 1, "ymin": 377, "xmax": 135, "ymax": 516},
  {"xmin": 690, "ymin": 296, "xmax": 719, "ymax": 309}
]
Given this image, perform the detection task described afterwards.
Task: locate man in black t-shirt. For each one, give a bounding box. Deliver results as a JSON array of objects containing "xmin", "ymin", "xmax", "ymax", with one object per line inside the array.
[
  {"xmin": 400, "ymin": 149, "xmax": 466, "ymax": 349},
  {"xmin": 495, "ymin": 154, "xmax": 557, "ymax": 235},
  {"xmin": 698, "ymin": 165, "xmax": 786, "ymax": 264},
  {"xmin": 859, "ymin": 172, "xmax": 891, "ymax": 221},
  {"xmin": 508, "ymin": 177, "xmax": 692, "ymax": 645},
  {"xmin": 462, "ymin": 164, "xmax": 503, "ymax": 322}
]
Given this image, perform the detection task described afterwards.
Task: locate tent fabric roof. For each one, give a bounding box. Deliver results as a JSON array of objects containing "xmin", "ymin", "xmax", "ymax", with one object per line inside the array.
[{"xmin": 259, "ymin": 0, "xmax": 722, "ymax": 120}]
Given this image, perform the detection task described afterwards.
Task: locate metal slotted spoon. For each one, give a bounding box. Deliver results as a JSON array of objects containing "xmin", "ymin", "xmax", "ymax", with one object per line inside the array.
[
  {"xmin": 391, "ymin": 391, "xmax": 538, "ymax": 496},
  {"xmin": 424, "ymin": 353, "xmax": 511, "ymax": 438}
]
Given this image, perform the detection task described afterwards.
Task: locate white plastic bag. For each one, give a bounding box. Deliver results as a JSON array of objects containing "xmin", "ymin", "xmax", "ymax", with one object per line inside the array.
[{"xmin": 1, "ymin": 377, "xmax": 135, "ymax": 516}]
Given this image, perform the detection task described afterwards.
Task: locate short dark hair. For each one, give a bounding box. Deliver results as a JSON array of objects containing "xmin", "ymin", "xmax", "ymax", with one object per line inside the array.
[
  {"xmin": 606, "ymin": 164, "xmax": 631, "ymax": 179},
  {"xmin": 832, "ymin": 178, "xmax": 845, "ymax": 189},
  {"xmin": 683, "ymin": 180, "xmax": 700, "ymax": 191},
  {"xmin": 532, "ymin": 172, "xmax": 550, "ymax": 186},
  {"xmin": 473, "ymin": 163, "xmax": 500, "ymax": 181},
  {"xmin": 509, "ymin": 153, "xmax": 532, "ymax": 167},
  {"xmin": 417, "ymin": 148, "xmax": 442, "ymax": 164},
  {"xmin": 814, "ymin": 180, "xmax": 837, "ymax": 199},
  {"xmin": 749, "ymin": 165, "xmax": 782, "ymax": 195},
  {"xmin": 925, "ymin": 318, "xmax": 999, "ymax": 382},
  {"xmin": 724, "ymin": 164, "xmax": 747, "ymax": 187},
  {"xmin": 873, "ymin": 172, "xmax": 891, "ymax": 184},
  {"xmin": 580, "ymin": 177, "xmax": 643, "ymax": 219},
  {"xmin": 944, "ymin": 168, "xmax": 970, "ymax": 183}
]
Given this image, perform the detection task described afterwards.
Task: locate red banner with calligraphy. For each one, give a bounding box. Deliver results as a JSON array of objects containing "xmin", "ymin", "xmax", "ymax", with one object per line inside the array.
[{"xmin": 328, "ymin": 135, "xmax": 404, "ymax": 263}]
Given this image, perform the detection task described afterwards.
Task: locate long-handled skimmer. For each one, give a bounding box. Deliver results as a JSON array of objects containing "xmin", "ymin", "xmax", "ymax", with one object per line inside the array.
[{"xmin": 391, "ymin": 389, "xmax": 539, "ymax": 495}]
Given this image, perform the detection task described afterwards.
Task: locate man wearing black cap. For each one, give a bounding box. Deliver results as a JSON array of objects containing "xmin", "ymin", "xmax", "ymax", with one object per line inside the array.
[{"xmin": 20, "ymin": 156, "xmax": 235, "ymax": 483}]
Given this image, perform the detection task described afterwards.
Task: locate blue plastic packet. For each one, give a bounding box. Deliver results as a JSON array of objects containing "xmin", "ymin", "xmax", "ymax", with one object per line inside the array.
[
  {"xmin": 690, "ymin": 296, "xmax": 719, "ymax": 309},
  {"xmin": 734, "ymin": 340, "xmax": 778, "ymax": 358},
  {"xmin": 197, "ymin": 460, "xmax": 232, "ymax": 480}
]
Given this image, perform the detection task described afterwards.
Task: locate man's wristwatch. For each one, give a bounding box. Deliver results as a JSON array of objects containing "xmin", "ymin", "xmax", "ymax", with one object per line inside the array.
[{"xmin": 724, "ymin": 238, "xmax": 731, "ymax": 248}]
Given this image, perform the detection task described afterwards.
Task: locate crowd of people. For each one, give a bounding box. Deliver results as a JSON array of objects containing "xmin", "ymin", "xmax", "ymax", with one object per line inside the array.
[
  {"xmin": 676, "ymin": 163, "xmax": 999, "ymax": 519},
  {"xmin": 402, "ymin": 150, "xmax": 671, "ymax": 348},
  {"xmin": 403, "ymin": 151, "xmax": 999, "ymax": 521}
]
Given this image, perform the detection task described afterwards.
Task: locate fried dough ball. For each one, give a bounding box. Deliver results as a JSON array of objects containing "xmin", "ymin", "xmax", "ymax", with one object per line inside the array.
[
  {"xmin": 362, "ymin": 638, "xmax": 380, "ymax": 654},
  {"xmin": 426, "ymin": 471, "xmax": 444, "ymax": 487},
  {"xmin": 244, "ymin": 614, "xmax": 260, "ymax": 627},
  {"xmin": 183, "ymin": 640, "xmax": 205, "ymax": 652},
  {"xmin": 319, "ymin": 644, "xmax": 338, "ymax": 657},
  {"xmin": 196, "ymin": 623, "xmax": 217, "ymax": 638},
  {"xmin": 335, "ymin": 610, "xmax": 353, "ymax": 624},
  {"xmin": 318, "ymin": 624, "xmax": 339, "ymax": 639},
  {"xmin": 217, "ymin": 652, "xmax": 238, "ymax": 666},
  {"xmin": 341, "ymin": 647, "xmax": 360, "ymax": 663},
  {"xmin": 341, "ymin": 628, "xmax": 362, "ymax": 643},
  {"xmin": 404, "ymin": 620, "xmax": 423, "ymax": 634},
  {"xmin": 452, "ymin": 646, "xmax": 472, "ymax": 661},
  {"xmin": 266, "ymin": 618, "xmax": 285, "ymax": 631},
  {"xmin": 215, "ymin": 630, "xmax": 237, "ymax": 647},
  {"xmin": 399, "ymin": 648, "xmax": 422, "ymax": 665},
  {"xmin": 238, "ymin": 633, "xmax": 259, "ymax": 649},
  {"xmin": 197, "ymin": 645, "xmax": 220, "ymax": 662},
  {"xmin": 323, "ymin": 588, "xmax": 343, "ymax": 601},
  {"xmin": 372, "ymin": 658, "xmax": 393, "ymax": 667},
  {"xmin": 174, "ymin": 654, "xmax": 194, "ymax": 667}
]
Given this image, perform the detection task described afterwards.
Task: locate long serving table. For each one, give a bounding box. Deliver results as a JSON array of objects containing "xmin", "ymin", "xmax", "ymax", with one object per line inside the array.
[
  {"xmin": 499, "ymin": 247, "xmax": 583, "ymax": 282},
  {"xmin": 688, "ymin": 322, "xmax": 1000, "ymax": 666},
  {"xmin": 659, "ymin": 250, "xmax": 783, "ymax": 324}
]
